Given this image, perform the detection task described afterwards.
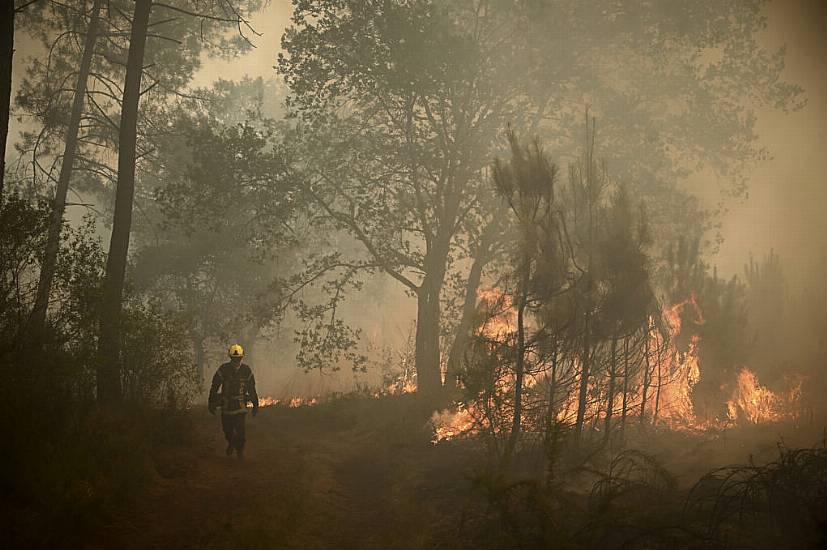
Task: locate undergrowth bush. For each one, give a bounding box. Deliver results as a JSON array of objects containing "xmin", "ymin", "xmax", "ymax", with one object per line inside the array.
[
  {"xmin": 0, "ymin": 194, "xmax": 198, "ymax": 546},
  {"xmin": 457, "ymin": 437, "xmax": 827, "ymax": 549}
]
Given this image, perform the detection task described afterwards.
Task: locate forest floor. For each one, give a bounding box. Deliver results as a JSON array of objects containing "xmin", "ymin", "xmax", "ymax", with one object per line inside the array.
[
  {"xmin": 82, "ymin": 395, "xmax": 826, "ymax": 550},
  {"xmin": 85, "ymin": 395, "xmax": 472, "ymax": 550}
]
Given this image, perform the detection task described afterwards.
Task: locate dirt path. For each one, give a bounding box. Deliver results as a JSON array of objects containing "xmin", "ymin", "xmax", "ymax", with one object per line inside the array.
[
  {"xmin": 86, "ymin": 396, "xmax": 463, "ymax": 549},
  {"xmin": 75, "ymin": 396, "xmax": 824, "ymax": 549}
]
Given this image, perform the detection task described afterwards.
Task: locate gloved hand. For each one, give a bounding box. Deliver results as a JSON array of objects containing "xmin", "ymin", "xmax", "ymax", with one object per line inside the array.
[{"xmin": 252, "ymin": 407, "xmax": 258, "ymax": 418}]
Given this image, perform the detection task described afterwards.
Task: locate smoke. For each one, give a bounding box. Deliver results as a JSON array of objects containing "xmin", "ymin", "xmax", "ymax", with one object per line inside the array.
[
  {"xmin": 8, "ymin": 0, "xmax": 826, "ymax": 399},
  {"xmin": 708, "ymin": 0, "xmax": 827, "ymax": 291}
]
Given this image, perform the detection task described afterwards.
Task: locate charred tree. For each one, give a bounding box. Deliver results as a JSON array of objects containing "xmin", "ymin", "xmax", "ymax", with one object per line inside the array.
[
  {"xmin": 96, "ymin": 0, "xmax": 152, "ymax": 404},
  {"xmin": 574, "ymin": 308, "xmax": 593, "ymax": 438}
]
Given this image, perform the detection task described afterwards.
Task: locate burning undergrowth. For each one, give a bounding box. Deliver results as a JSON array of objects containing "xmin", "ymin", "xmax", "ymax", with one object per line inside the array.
[
  {"xmin": 431, "ymin": 291, "xmax": 808, "ymax": 445},
  {"xmin": 426, "ymin": 286, "xmax": 823, "ymax": 548},
  {"xmin": 257, "ymin": 371, "xmax": 418, "ymax": 410},
  {"xmin": 258, "ymin": 395, "xmax": 320, "ymax": 408}
]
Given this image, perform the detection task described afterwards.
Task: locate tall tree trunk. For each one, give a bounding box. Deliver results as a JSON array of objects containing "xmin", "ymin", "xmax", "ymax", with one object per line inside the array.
[
  {"xmin": 508, "ymin": 281, "xmax": 528, "ymax": 452},
  {"xmin": 604, "ymin": 337, "xmax": 617, "ymax": 442},
  {"xmin": 575, "ymin": 112, "xmax": 597, "ymax": 440},
  {"xmin": 620, "ymin": 336, "xmax": 629, "ymax": 441},
  {"xmin": 575, "ymin": 208, "xmax": 595, "ymax": 436},
  {"xmin": 546, "ymin": 345, "xmax": 558, "ymax": 431},
  {"xmin": 574, "ymin": 301, "xmax": 592, "ymax": 438},
  {"xmin": 640, "ymin": 336, "xmax": 651, "ymax": 426},
  {"xmin": 29, "ymin": 0, "xmax": 102, "ymax": 343},
  {"xmin": 653, "ymin": 347, "xmax": 663, "ymax": 426},
  {"xmin": 544, "ymin": 344, "xmax": 559, "ymax": 486},
  {"xmin": 0, "ymin": 0, "xmax": 14, "ymax": 200},
  {"xmin": 414, "ymin": 237, "xmax": 452, "ymax": 401},
  {"xmin": 444, "ymin": 247, "xmax": 487, "ymax": 392},
  {"xmin": 96, "ymin": 0, "xmax": 152, "ymax": 404},
  {"xmin": 415, "ymin": 276, "xmax": 442, "ymax": 399}
]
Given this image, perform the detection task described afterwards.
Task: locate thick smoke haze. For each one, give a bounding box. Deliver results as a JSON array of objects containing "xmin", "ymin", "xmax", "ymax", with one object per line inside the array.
[
  {"xmin": 712, "ymin": 0, "xmax": 827, "ymax": 290},
  {"xmin": 9, "ymin": 0, "xmax": 826, "ymax": 391},
  {"xmin": 10, "ymin": 1, "xmax": 826, "ymax": 287},
  {"xmin": 4, "ymin": 1, "xmax": 827, "ymax": 548},
  {"xmin": 178, "ymin": 0, "xmax": 827, "ymax": 292}
]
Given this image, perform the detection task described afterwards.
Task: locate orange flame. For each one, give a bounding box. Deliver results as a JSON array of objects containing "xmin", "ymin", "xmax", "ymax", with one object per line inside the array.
[
  {"xmin": 726, "ymin": 368, "xmax": 802, "ymax": 424},
  {"xmin": 431, "ymin": 290, "xmax": 805, "ymax": 443},
  {"xmin": 258, "ymin": 396, "xmax": 320, "ymax": 408},
  {"xmin": 477, "ymin": 288, "xmax": 517, "ymax": 339},
  {"xmin": 431, "ymin": 404, "xmax": 479, "ymax": 443},
  {"xmin": 652, "ymin": 297, "xmax": 704, "ymax": 429}
]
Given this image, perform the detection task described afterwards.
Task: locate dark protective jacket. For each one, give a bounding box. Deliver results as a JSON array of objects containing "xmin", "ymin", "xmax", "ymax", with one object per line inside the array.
[{"xmin": 209, "ymin": 362, "xmax": 259, "ymax": 415}]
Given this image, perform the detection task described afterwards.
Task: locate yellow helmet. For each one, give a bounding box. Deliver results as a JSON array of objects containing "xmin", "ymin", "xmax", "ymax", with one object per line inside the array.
[{"xmin": 228, "ymin": 344, "xmax": 244, "ymax": 358}]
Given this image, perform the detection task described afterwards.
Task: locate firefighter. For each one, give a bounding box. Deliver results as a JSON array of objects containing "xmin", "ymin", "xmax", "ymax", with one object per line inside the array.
[{"xmin": 209, "ymin": 344, "xmax": 259, "ymax": 458}]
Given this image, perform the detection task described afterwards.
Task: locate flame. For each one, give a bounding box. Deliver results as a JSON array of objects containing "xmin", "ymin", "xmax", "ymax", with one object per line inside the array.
[
  {"xmin": 431, "ymin": 290, "xmax": 805, "ymax": 443},
  {"xmin": 431, "ymin": 404, "xmax": 479, "ymax": 443},
  {"xmin": 258, "ymin": 290, "xmax": 802, "ymax": 442},
  {"xmin": 477, "ymin": 288, "xmax": 517, "ymax": 339},
  {"xmin": 258, "ymin": 396, "xmax": 320, "ymax": 408},
  {"xmin": 650, "ymin": 296, "xmax": 802, "ymax": 429},
  {"xmin": 726, "ymin": 368, "xmax": 802, "ymax": 424},
  {"xmin": 546, "ymin": 298, "xmax": 707, "ymax": 430},
  {"xmin": 258, "ymin": 396, "xmax": 280, "ymax": 407},
  {"xmin": 651, "ymin": 297, "xmax": 705, "ymax": 429}
]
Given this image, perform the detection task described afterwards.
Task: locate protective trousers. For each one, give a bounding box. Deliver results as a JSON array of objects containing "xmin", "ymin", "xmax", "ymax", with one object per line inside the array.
[{"xmin": 221, "ymin": 413, "xmax": 246, "ymax": 451}]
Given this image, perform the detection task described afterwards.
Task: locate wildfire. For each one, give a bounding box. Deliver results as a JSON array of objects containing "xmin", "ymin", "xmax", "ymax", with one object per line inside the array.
[
  {"xmin": 477, "ymin": 288, "xmax": 517, "ymax": 339},
  {"xmin": 649, "ymin": 296, "xmax": 802, "ymax": 430},
  {"xmin": 431, "ymin": 291, "xmax": 805, "ymax": 443},
  {"xmin": 652, "ymin": 297, "xmax": 705, "ymax": 429},
  {"xmin": 258, "ymin": 396, "xmax": 320, "ymax": 408},
  {"xmin": 258, "ymin": 396, "xmax": 280, "ymax": 407},
  {"xmin": 431, "ymin": 404, "xmax": 480, "ymax": 443},
  {"xmin": 726, "ymin": 368, "xmax": 803, "ymax": 424}
]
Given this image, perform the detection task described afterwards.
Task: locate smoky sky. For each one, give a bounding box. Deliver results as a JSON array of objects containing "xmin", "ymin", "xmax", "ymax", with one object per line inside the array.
[
  {"xmin": 10, "ymin": 0, "xmax": 827, "ymax": 290},
  {"xmin": 713, "ymin": 0, "xmax": 827, "ymax": 292}
]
